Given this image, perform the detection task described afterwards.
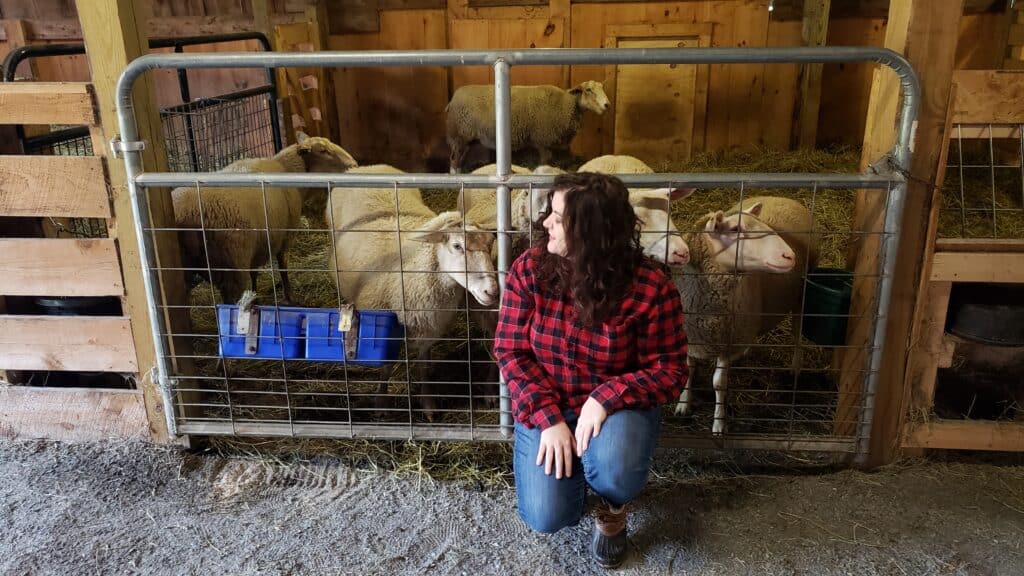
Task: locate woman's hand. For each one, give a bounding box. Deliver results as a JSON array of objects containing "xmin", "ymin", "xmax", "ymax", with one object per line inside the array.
[
  {"xmin": 537, "ymin": 421, "xmax": 575, "ymax": 479},
  {"xmin": 575, "ymin": 397, "xmax": 608, "ymax": 457}
]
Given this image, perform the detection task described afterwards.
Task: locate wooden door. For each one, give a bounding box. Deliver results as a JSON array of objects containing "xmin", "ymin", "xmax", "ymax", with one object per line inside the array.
[{"xmin": 603, "ymin": 24, "xmax": 711, "ymax": 169}]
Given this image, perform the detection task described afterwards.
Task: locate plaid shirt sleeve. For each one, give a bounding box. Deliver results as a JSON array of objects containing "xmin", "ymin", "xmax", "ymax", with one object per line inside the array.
[
  {"xmin": 589, "ymin": 271, "xmax": 689, "ymax": 414},
  {"xmin": 493, "ymin": 254, "xmax": 564, "ymax": 430}
]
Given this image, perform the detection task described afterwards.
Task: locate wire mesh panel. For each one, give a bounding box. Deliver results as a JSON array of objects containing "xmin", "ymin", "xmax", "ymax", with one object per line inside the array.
[
  {"xmin": 118, "ymin": 48, "xmax": 918, "ymax": 460},
  {"xmin": 161, "ymin": 87, "xmax": 280, "ymax": 173},
  {"xmin": 940, "ymin": 124, "xmax": 1024, "ymax": 239}
]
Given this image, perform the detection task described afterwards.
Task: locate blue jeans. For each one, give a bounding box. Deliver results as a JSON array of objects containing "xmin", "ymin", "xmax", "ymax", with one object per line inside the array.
[{"xmin": 513, "ymin": 407, "xmax": 660, "ymax": 534}]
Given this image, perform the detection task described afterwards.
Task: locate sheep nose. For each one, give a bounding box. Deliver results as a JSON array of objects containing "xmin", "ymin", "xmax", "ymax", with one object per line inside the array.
[
  {"xmin": 670, "ymin": 247, "xmax": 690, "ymax": 265},
  {"xmin": 781, "ymin": 251, "xmax": 795, "ymax": 261}
]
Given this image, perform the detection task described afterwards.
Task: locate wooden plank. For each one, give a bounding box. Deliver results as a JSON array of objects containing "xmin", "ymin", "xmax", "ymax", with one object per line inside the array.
[
  {"xmin": 0, "ymin": 82, "xmax": 97, "ymax": 125},
  {"xmin": 378, "ymin": 0, "xmax": 447, "ymax": 7},
  {"xmin": 795, "ymin": 0, "xmax": 831, "ymax": 148},
  {"xmin": 0, "ymin": 156, "xmax": 110, "ymax": 218},
  {"xmin": 0, "ymin": 14, "xmax": 309, "ymax": 41},
  {"xmin": 930, "ymin": 251, "xmax": 1024, "ymax": 282},
  {"xmin": 468, "ymin": 0, "xmax": 545, "ymax": 6},
  {"xmin": 835, "ymin": 0, "xmax": 965, "ymax": 467},
  {"xmin": 935, "ymin": 237, "xmax": 1024, "ymax": 252},
  {"xmin": 1009, "ymin": 22, "xmax": 1024, "ymax": 45},
  {"xmin": 953, "ymin": 70, "xmax": 1024, "ymax": 124},
  {"xmin": 78, "ymin": 0, "xmax": 193, "ymax": 443},
  {"xmin": 903, "ymin": 419, "xmax": 1024, "ymax": 451},
  {"xmin": 951, "ymin": 125, "xmax": 1020, "ymax": 139},
  {"xmin": 901, "ymin": 84, "xmax": 957, "ymax": 459},
  {"xmin": 0, "ymin": 315, "xmax": 137, "ymax": 372},
  {"xmin": 761, "ymin": 17, "xmax": 801, "ymax": 149},
  {"xmin": 1, "ymin": 20, "xmax": 38, "ymax": 80},
  {"xmin": 0, "ymin": 387, "xmax": 150, "ymax": 443},
  {"xmin": 906, "ymin": 281, "xmax": 952, "ymax": 415},
  {"xmin": 0, "ymin": 239, "xmax": 123, "ymax": 297}
]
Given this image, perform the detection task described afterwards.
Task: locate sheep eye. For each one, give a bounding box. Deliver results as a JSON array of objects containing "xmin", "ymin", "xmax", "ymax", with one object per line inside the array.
[
  {"xmin": 728, "ymin": 225, "xmax": 740, "ymax": 233},
  {"xmin": 452, "ymin": 242, "xmax": 463, "ymax": 251}
]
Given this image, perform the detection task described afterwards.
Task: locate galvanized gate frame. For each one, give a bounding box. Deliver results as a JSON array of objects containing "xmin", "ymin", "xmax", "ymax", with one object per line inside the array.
[{"xmin": 114, "ymin": 47, "xmax": 919, "ymax": 464}]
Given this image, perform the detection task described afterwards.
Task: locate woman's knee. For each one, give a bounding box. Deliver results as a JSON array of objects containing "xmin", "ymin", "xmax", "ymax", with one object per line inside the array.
[{"xmin": 518, "ymin": 499, "xmax": 582, "ymax": 534}]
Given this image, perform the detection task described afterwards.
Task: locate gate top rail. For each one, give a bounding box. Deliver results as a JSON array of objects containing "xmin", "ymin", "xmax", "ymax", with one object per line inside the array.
[
  {"xmin": 116, "ymin": 46, "xmax": 920, "ymax": 173},
  {"xmin": 134, "ymin": 172, "xmax": 903, "ymax": 190}
]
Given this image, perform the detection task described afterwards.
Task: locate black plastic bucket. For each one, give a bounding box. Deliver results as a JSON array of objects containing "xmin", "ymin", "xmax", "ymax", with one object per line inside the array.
[
  {"xmin": 946, "ymin": 283, "xmax": 1024, "ymax": 346},
  {"xmin": 801, "ymin": 268, "xmax": 854, "ymax": 346}
]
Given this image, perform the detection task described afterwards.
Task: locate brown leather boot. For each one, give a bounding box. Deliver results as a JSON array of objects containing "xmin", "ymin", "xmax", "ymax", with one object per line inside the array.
[{"xmin": 592, "ymin": 499, "xmax": 628, "ymax": 568}]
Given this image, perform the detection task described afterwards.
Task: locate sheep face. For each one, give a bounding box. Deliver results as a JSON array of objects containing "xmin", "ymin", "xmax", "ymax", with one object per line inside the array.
[
  {"xmin": 295, "ymin": 131, "xmax": 359, "ymax": 172},
  {"xmin": 570, "ymin": 81, "xmax": 610, "ymax": 115},
  {"xmin": 630, "ymin": 187, "xmax": 695, "ymax": 266},
  {"xmin": 704, "ymin": 203, "xmax": 797, "ymax": 273},
  {"xmin": 409, "ymin": 213, "xmax": 500, "ymax": 307}
]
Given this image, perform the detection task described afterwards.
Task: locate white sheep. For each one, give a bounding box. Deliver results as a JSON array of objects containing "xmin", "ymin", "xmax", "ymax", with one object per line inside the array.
[
  {"xmin": 446, "ymin": 81, "xmax": 610, "ymax": 173},
  {"xmin": 577, "ymin": 154, "xmax": 694, "ymax": 265},
  {"xmin": 173, "ymin": 132, "xmax": 357, "ymax": 304},
  {"xmin": 673, "ymin": 196, "xmax": 821, "ymax": 435},
  {"xmin": 327, "ymin": 164, "xmax": 500, "ymax": 415}
]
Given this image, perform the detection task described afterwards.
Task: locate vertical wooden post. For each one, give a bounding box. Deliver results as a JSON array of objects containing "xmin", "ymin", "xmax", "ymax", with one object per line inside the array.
[
  {"xmin": 77, "ymin": 0, "xmax": 194, "ymax": 443},
  {"xmin": 306, "ymin": 2, "xmax": 340, "ymax": 144},
  {"xmin": 254, "ymin": 0, "xmax": 299, "ymax": 146},
  {"xmin": 834, "ymin": 0, "xmax": 964, "ymax": 466},
  {"xmin": 794, "ymin": 0, "xmax": 830, "ymax": 148},
  {"xmin": 2, "ymin": 20, "xmax": 40, "ymax": 80}
]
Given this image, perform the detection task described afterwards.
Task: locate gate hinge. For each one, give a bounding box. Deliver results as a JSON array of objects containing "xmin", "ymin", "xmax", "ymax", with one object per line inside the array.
[{"xmin": 109, "ymin": 135, "xmax": 146, "ymax": 158}]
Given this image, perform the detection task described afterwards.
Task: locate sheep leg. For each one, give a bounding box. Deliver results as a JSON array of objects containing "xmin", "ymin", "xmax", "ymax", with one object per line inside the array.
[
  {"xmin": 414, "ymin": 341, "xmax": 439, "ymax": 422},
  {"xmin": 673, "ymin": 355, "xmax": 696, "ymax": 416},
  {"xmin": 276, "ymin": 248, "xmax": 293, "ymax": 304},
  {"xmin": 712, "ymin": 357, "xmax": 730, "ymax": 436},
  {"xmin": 449, "ymin": 139, "xmax": 468, "ymax": 174}
]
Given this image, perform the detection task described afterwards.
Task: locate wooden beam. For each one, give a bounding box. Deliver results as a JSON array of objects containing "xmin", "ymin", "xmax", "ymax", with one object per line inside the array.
[
  {"xmin": 1, "ymin": 19, "xmax": 38, "ymax": 80},
  {"xmin": 77, "ymin": 0, "xmax": 193, "ymax": 443},
  {"xmin": 930, "ymin": 251, "xmax": 1024, "ymax": 282},
  {"xmin": 835, "ymin": 0, "xmax": 965, "ymax": 467},
  {"xmin": 0, "ymin": 239, "xmax": 124, "ymax": 297},
  {"xmin": 0, "ymin": 156, "xmax": 110, "ymax": 218},
  {"xmin": 795, "ymin": 0, "xmax": 831, "ymax": 148},
  {"xmin": 903, "ymin": 419, "xmax": 1024, "ymax": 451},
  {"xmin": 0, "ymin": 83, "xmax": 97, "ymax": 125},
  {"xmin": 0, "ymin": 387, "xmax": 149, "ymax": 443},
  {"xmin": 952, "ymin": 70, "xmax": 1024, "ymax": 124},
  {"xmin": 0, "ymin": 14, "xmax": 309, "ymax": 42},
  {"xmin": 305, "ymin": 4, "xmax": 340, "ymax": 144},
  {"xmin": 0, "ymin": 315, "xmax": 137, "ymax": 372},
  {"xmin": 935, "ymin": 238, "xmax": 1024, "ymax": 252}
]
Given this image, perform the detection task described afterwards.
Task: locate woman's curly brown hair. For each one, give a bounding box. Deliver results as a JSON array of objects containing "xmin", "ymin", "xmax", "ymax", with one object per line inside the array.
[{"xmin": 534, "ymin": 172, "xmax": 644, "ymax": 327}]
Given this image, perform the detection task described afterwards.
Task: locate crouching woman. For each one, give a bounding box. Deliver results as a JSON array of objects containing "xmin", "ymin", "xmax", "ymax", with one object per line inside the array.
[{"xmin": 494, "ymin": 172, "xmax": 689, "ymax": 569}]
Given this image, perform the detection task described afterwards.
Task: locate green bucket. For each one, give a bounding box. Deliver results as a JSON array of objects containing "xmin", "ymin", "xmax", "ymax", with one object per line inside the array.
[{"xmin": 801, "ymin": 268, "xmax": 854, "ymax": 346}]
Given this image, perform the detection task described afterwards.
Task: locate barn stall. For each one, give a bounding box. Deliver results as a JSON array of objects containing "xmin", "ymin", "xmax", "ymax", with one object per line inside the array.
[{"xmin": 0, "ymin": 0, "xmax": 1019, "ymax": 468}]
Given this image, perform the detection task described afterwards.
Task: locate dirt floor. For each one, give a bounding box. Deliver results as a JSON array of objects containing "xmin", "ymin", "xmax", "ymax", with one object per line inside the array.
[{"xmin": 1, "ymin": 439, "xmax": 1023, "ymax": 576}]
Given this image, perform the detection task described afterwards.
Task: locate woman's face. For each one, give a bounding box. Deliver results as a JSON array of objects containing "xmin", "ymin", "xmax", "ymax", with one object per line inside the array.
[{"xmin": 543, "ymin": 190, "xmax": 567, "ymax": 257}]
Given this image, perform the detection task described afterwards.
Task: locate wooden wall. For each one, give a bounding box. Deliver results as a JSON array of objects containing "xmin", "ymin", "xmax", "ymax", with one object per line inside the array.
[
  {"xmin": 330, "ymin": 0, "xmax": 1011, "ymax": 170},
  {"xmin": 0, "ymin": 1, "xmax": 1011, "ymax": 170}
]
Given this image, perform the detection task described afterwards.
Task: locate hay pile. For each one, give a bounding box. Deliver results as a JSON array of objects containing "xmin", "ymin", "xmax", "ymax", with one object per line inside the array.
[{"xmin": 179, "ymin": 145, "xmax": 871, "ymax": 478}]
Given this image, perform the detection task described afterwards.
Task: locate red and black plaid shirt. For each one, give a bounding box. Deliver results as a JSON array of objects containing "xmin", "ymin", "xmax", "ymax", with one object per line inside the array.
[{"xmin": 494, "ymin": 246, "xmax": 689, "ymax": 431}]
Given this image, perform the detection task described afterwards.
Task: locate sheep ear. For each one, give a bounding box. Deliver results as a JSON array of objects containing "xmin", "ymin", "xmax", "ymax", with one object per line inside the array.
[
  {"xmin": 669, "ymin": 187, "xmax": 696, "ymax": 201},
  {"xmin": 742, "ymin": 202, "xmax": 763, "ymax": 217},
  {"xmin": 569, "ymin": 85, "xmax": 583, "ymax": 96},
  {"xmin": 409, "ymin": 212, "xmax": 460, "ymax": 243},
  {"xmin": 295, "ymin": 131, "xmax": 310, "ymax": 145},
  {"xmin": 705, "ymin": 211, "xmax": 725, "ymax": 233},
  {"xmin": 408, "ymin": 229, "xmax": 447, "ymax": 243}
]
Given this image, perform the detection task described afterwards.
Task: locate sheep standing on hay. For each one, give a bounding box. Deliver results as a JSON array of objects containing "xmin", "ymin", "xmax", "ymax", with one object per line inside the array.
[
  {"xmin": 173, "ymin": 132, "xmax": 357, "ymax": 304},
  {"xmin": 673, "ymin": 196, "xmax": 821, "ymax": 435},
  {"xmin": 577, "ymin": 154, "xmax": 694, "ymax": 265},
  {"xmin": 445, "ymin": 80, "xmax": 610, "ymax": 173},
  {"xmin": 327, "ymin": 164, "xmax": 501, "ymax": 416}
]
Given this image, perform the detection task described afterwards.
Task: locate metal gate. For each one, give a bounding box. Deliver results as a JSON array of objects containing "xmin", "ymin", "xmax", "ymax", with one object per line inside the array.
[{"xmin": 115, "ymin": 48, "xmax": 918, "ymax": 465}]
